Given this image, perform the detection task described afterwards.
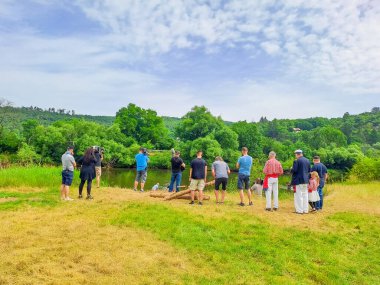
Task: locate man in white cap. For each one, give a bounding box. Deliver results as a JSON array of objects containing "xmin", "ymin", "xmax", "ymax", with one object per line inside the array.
[{"xmin": 291, "ymin": 150, "xmax": 311, "ymax": 214}]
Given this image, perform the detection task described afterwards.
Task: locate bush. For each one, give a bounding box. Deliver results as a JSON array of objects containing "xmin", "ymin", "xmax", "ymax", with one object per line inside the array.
[
  {"xmin": 16, "ymin": 143, "xmax": 41, "ymax": 166},
  {"xmin": 148, "ymin": 151, "xmax": 171, "ymax": 169},
  {"xmin": 349, "ymin": 158, "xmax": 380, "ymax": 182}
]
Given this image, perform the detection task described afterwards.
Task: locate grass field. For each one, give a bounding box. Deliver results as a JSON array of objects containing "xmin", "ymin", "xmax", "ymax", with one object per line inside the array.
[{"xmin": 0, "ymin": 168, "xmax": 379, "ymax": 284}]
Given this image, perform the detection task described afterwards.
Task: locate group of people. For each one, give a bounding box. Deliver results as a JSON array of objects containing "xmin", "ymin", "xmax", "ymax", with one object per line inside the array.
[
  {"xmin": 60, "ymin": 146, "xmax": 103, "ymax": 201},
  {"xmin": 61, "ymin": 145, "xmax": 328, "ymax": 214},
  {"xmin": 137, "ymin": 147, "xmax": 327, "ymax": 213}
]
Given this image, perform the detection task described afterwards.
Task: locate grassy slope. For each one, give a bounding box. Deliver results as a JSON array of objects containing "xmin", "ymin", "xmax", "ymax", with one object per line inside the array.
[{"xmin": 0, "ymin": 167, "xmax": 379, "ymax": 285}]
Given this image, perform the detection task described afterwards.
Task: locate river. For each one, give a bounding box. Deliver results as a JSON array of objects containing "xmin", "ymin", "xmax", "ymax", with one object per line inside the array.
[{"xmin": 101, "ymin": 168, "xmax": 292, "ymax": 191}]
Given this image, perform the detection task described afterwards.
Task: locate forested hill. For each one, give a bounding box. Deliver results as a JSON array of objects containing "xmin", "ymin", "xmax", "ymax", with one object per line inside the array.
[
  {"xmin": 2, "ymin": 105, "xmax": 379, "ymax": 141},
  {"xmin": 0, "ymin": 105, "xmax": 182, "ymax": 133},
  {"xmin": 1, "ymin": 106, "xmax": 115, "ymax": 127}
]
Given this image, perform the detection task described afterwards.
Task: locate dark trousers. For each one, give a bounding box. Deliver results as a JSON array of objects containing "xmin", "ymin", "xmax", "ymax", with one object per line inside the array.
[
  {"xmin": 79, "ymin": 179, "xmax": 92, "ymax": 195},
  {"xmin": 315, "ymin": 185, "xmax": 324, "ymax": 209},
  {"xmin": 169, "ymin": 172, "xmax": 182, "ymax": 192}
]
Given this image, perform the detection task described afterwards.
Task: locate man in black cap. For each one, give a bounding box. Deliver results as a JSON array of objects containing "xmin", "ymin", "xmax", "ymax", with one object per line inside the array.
[{"xmin": 291, "ymin": 149, "xmax": 310, "ymax": 214}]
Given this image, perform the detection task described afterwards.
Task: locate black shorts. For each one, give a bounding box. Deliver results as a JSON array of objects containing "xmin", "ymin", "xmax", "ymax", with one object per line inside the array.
[
  {"xmin": 215, "ymin": 177, "xmax": 228, "ymax": 191},
  {"xmin": 62, "ymin": 170, "xmax": 74, "ymax": 186}
]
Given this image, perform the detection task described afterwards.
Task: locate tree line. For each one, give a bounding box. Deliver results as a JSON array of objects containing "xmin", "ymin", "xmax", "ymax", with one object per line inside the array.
[{"xmin": 0, "ymin": 100, "xmax": 379, "ymax": 181}]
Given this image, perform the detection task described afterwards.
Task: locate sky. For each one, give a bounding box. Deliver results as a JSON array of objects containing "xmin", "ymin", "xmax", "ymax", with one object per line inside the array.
[{"xmin": 0, "ymin": 0, "xmax": 379, "ymax": 121}]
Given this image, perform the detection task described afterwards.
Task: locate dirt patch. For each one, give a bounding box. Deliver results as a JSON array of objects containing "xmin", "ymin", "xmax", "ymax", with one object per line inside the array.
[
  {"xmin": 0, "ymin": 186, "xmax": 47, "ymax": 194},
  {"xmin": 0, "ymin": 197, "xmax": 18, "ymax": 203}
]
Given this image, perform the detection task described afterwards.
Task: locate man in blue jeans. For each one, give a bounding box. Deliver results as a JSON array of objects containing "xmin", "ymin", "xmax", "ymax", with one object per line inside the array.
[
  {"xmin": 311, "ymin": 156, "xmax": 328, "ymax": 210},
  {"xmin": 236, "ymin": 147, "xmax": 253, "ymax": 206},
  {"xmin": 169, "ymin": 151, "xmax": 185, "ymax": 192}
]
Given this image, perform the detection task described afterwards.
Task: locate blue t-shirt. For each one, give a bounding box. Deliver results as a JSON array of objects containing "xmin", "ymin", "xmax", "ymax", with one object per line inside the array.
[
  {"xmin": 238, "ymin": 155, "xmax": 253, "ymax": 176},
  {"xmin": 135, "ymin": 153, "xmax": 149, "ymax": 171}
]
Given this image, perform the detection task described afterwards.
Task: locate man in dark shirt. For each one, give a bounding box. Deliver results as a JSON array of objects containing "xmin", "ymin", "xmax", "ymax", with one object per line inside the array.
[
  {"xmin": 189, "ymin": 150, "xmax": 207, "ymax": 205},
  {"xmin": 291, "ymin": 149, "xmax": 311, "ymax": 214},
  {"xmin": 169, "ymin": 151, "xmax": 185, "ymax": 193},
  {"xmin": 311, "ymin": 156, "xmax": 328, "ymax": 210}
]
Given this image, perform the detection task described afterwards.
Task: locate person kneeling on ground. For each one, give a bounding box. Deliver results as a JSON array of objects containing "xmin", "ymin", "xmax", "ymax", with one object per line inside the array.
[
  {"xmin": 251, "ymin": 178, "xmax": 263, "ymax": 197},
  {"xmin": 189, "ymin": 150, "xmax": 207, "ymax": 206},
  {"xmin": 78, "ymin": 147, "xmax": 97, "ymax": 200},
  {"xmin": 61, "ymin": 146, "xmax": 76, "ymax": 201},
  {"xmin": 152, "ymin": 183, "xmax": 159, "ymax": 191},
  {"xmin": 236, "ymin": 147, "xmax": 253, "ymax": 206},
  {"xmin": 212, "ymin": 156, "xmax": 230, "ymax": 204}
]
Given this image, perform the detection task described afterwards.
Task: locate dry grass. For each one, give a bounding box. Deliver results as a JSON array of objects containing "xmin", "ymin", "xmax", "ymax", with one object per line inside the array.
[
  {"xmin": 0, "ymin": 183, "xmax": 379, "ymax": 284},
  {"xmin": 0, "ymin": 201, "xmax": 202, "ymax": 284},
  {"xmin": 0, "ymin": 197, "xmax": 18, "ymax": 203}
]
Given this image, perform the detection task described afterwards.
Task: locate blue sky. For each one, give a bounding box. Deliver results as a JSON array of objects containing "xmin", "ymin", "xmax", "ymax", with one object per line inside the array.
[{"xmin": 0, "ymin": 0, "xmax": 379, "ymax": 121}]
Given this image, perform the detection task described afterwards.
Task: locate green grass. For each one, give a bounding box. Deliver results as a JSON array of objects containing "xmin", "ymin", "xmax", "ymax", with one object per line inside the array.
[
  {"xmin": 0, "ymin": 167, "xmax": 379, "ymax": 284},
  {"xmin": 110, "ymin": 203, "xmax": 380, "ymax": 285},
  {"xmin": 0, "ymin": 166, "xmax": 65, "ymax": 188},
  {"xmin": 0, "ymin": 188, "xmax": 59, "ymax": 211}
]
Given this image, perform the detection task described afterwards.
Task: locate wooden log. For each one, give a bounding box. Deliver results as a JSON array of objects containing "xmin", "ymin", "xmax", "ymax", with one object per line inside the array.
[
  {"xmin": 164, "ymin": 189, "xmax": 191, "ymax": 200},
  {"xmin": 149, "ymin": 192, "xmax": 169, "ymax": 198},
  {"xmin": 163, "ymin": 180, "xmax": 215, "ymax": 201},
  {"xmin": 176, "ymin": 194, "xmax": 210, "ymax": 201}
]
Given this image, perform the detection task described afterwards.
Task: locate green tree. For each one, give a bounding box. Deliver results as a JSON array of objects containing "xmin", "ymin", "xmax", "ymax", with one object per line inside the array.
[
  {"xmin": 176, "ymin": 106, "xmax": 223, "ymax": 141},
  {"xmin": 301, "ymin": 127, "xmax": 347, "ymax": 149},
  {"xmin": 115, "ymin": 104, "xmax": 172, "ymax": 149},
  {"xmin": 231, "ymin": 121, "xmax": 263, "ymax": 157},
  {"xmin": 214, "ymin": 126, "xmax": 239, "ymax": 150},
  {"xmin": 179, "ymin": 137, "xmax": 222, "ymax": 164}
]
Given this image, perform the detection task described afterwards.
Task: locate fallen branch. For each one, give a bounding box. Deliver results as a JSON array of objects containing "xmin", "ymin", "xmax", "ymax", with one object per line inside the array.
[
  {"xmin": 176, "ymin": 194, "xmax": 210, "ymax": 201},
  {"xmin": 164, "ymin": 189, "xmax": 191, "ymax": 201},
  {"xmin": 149, "ymin": 192, "xmax": 170, "ymax": 198}
]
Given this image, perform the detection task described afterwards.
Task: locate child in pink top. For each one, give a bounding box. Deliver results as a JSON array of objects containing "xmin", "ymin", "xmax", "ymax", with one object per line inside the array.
[{"xmin": 308, "ymin": 171, "xmax": 320, "ymax": 212}]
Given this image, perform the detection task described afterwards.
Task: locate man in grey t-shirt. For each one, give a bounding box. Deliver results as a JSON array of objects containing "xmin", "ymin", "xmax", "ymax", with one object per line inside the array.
[
  {"xmin": 61, "ymin": 146, "xmax": 76, "ymax": 201},
  {"xmin": 211, "ymin": 156, "xmax": 230, "ymax": 204}
]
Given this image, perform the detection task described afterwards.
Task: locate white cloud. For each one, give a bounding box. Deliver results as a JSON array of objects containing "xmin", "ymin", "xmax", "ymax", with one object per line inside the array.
[{"xmin": 0, "ymin": 0, "xmax": 379, "ymax": 120}]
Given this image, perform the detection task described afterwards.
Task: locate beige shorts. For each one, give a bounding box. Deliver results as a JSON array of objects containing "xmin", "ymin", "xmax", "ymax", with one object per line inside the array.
[
  {"xmin": 189, "ymin": 179, "xmax": 205, "ymax": 191},
  {"xmin": 95, "ymin": 166, "xmax": 102, "ymax": 177}
]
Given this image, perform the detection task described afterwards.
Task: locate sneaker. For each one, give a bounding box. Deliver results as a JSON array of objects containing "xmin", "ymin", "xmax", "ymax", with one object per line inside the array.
[
  {"xmin": 140, "ymin": 189, "xmax": 144, "ymax": 192},
  {"xmin": 273, "ymin": 208, "xmax": 278, "ymax": 211},
  {"xmin": 86, "ymin": 195, "xmax": 93, "ymax": 200},
  {"xmin": 198, "ymin": 202, "xmax": 203, "ymax": 206},
  {"xmin": 133, "ymin": 188, "xmax": 137, "ymax": 191},
  {"xmin": 65, "ymin": 197, "xmax": 74, "ymax": 201},
  {"xmin": 78, "ymin": 195, "xmax": 83, "ymax": 199},
  {"xmin": 189, "ymin": 201, "xmax": 195, "ymax": 205},
  {"xmin": 249, "ymin": 201, "xmax": 253, "ymax": 206},
  {"xmin": 265, "ymin": 208, "xmax": 272, "ymax": 211},
  {"xmin": 239, "ymin": 202, "xmax": 245, "ymax": 207}
]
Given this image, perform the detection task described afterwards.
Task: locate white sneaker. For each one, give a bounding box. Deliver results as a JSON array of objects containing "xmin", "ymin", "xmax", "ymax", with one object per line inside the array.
[{"xmin": 65, "ymin": 197, "xmax": 74, "ymax": 201}]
